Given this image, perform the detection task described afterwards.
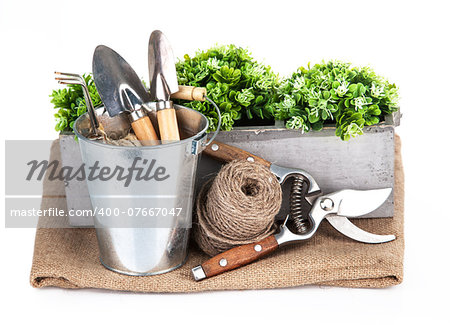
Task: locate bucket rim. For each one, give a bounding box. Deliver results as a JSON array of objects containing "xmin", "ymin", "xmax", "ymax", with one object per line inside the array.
[{"xmin": 73, "ymin": 104, "xmax": 209, "ymax": 151}]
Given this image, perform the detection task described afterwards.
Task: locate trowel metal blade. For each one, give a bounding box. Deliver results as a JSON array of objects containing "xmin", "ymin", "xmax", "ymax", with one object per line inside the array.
[
  {"xmin": 148, "ymin": 30, "xmax": 179, "ymax": 101},
  {"xmin": 93, "ymin": 45, "xmax": 151, "ymax": 117}
]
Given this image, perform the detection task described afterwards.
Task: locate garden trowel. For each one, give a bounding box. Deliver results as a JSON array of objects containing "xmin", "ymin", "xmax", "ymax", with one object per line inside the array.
[
  {"xmin": 148, "ymin": 30, "xmax": 181, "ymax": 143},
  {"xmin": 93, "ymin": 45, "xmax": 159, "ymax": 145}
]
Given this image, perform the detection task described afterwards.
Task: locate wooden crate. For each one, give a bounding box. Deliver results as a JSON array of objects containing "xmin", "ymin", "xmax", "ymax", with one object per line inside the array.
[{"xmin": 60, "ymin": 112, "xmax": 400, "ymax": 226}]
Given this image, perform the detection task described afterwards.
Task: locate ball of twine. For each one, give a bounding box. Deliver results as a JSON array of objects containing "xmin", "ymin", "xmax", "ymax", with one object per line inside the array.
[{"xmin": 193, "ymin": 160, "xmax": 282, "ymax": 256}]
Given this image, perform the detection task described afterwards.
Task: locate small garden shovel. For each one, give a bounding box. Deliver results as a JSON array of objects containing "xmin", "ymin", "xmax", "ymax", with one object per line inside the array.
[
  {"xmin": 93, "ymin": 45, "xmax": 159, "ymax": 145},
  {"xmin": 148, "ymin": 30, "xmax": 183, "ymax": 143}
]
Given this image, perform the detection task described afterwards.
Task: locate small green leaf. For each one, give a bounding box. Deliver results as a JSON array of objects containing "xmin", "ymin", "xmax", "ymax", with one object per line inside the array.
[
  {"xmin": 308, "ymin": 113, "xmax": 320, "ymax": 123},
  {"xmin": 357, "ymin": 83, "xmax": 366, "ymax": 96},
  {"xmin": 311, "ymin": 121, "xmax": 323, "ymax": 131},
  {"xmin": 348, "ymin": 84, "xmax": 358, "ymax": 93}
]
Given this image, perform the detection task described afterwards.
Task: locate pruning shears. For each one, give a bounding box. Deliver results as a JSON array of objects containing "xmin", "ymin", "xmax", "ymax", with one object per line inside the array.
[{"xmin": 191, "ymin": 140, "xmax": 396, "ymax": 281}]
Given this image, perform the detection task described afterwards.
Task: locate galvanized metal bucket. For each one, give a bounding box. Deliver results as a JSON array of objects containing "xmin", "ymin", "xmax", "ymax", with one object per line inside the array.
[{"xmin": 74, "ymin": 104, "xmax": 218, "ymax": 275}]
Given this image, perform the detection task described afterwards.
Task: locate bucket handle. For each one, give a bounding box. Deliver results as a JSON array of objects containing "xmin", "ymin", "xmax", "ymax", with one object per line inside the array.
[{"xmin": 203, "ymin": 96, "xmax": 221, "ymax": 148}]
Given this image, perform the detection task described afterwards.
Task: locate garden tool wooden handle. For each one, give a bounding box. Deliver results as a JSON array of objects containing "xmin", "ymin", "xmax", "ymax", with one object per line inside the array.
[
  {"xmin": 159, "ymin": 86, "xmax": 205, "ymax": 142},
  {"xmin": 131, "ymin": 116, "xmax": 159, "ymax": 146},
  {"xmin": 171, "ymin": 86, "xmax": 207, "ymax": 101},
  {"xmin": 203, "ymin": 140, "xmax": 271, "ymax": 168},
  {"xmin": 157, "ymin": 108, "xmax": 180, "ymax": 142},
  {"xmin": 192, "ymin": 235, "xmax": 279, "ymax": 280}
]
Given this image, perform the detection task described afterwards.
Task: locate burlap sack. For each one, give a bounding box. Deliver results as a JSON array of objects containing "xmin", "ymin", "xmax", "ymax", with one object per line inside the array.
[{"xmin": 30, "ymin": 136, "xmax": 404, "ymax": 292}]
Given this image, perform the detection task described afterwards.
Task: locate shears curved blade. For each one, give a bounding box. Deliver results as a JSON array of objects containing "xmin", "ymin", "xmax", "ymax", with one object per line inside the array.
[{"xmin": 316, "ymin": 188, "xmax": 395, "ymax": 244}]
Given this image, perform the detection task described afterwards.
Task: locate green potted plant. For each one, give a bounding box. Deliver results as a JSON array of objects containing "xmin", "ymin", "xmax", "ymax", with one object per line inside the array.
[{"xmin": 174, "ymin": 45, "xmax": 399, "ymax": 140}]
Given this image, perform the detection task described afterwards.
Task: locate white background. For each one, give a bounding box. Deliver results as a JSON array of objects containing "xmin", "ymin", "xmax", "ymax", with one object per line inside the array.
[{"xmin": 1, "ymin": 0, "xmax": 449, "ymax": 324}]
